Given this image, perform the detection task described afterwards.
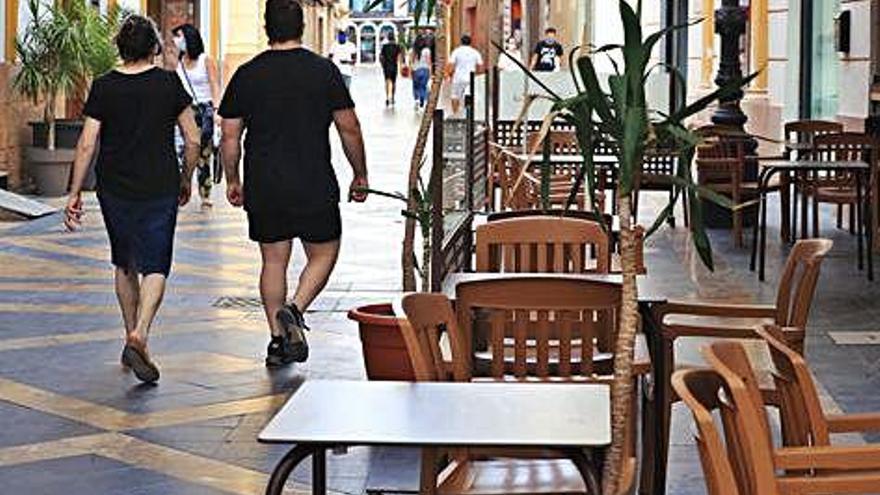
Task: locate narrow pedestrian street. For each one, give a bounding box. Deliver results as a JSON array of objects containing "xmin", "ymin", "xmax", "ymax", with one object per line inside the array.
[{"xmin": 2, "ymin": 67, "xmax": 880, "ymax": 495}]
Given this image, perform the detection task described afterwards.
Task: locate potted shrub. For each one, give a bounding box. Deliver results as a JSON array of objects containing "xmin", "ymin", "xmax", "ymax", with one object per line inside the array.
[
  {"xmin": 14, "ymin": 0, "xmax": 118, "ymax": 195},
  {"xmin": 348, "ymin": 179, "xmax": 434, "ymax": 381}
]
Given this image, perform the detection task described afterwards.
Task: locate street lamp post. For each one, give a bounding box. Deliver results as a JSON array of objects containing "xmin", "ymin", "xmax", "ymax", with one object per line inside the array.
[{"xmin": 711, "ymin": 0, "xmax": 750, "ymax": 133}]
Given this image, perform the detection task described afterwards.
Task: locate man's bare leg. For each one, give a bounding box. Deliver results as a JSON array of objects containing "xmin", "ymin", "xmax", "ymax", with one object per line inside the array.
[
  {"xmin": 292, "ymin": 239, "xmax": 341, "ymax": 312},
  {"xmin": 451, "ymin": 98, "xmax": 461, "ymax": 116},
  {"xmin": 115, "ymin": 267, "xmax": 139, "ymax": 336},
  {"xmin": 128, "ymin": 274, "xmax": 167, "ymax": 351},
  {"xmin": 260, "ymin": 240, "xmax": 292, "ymax": 337}
]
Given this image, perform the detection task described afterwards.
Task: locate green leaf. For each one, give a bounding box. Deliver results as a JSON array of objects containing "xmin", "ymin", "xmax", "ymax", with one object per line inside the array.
[
  {"xmin": 618, "ymin": 106, "xmax": 648, "ymax": 195},
  {"xmin": 575, "ymin": 56, "xmax": 615, "ymax": 124},
  {"xmin": 667, "ymin": 71, "xmax": 760, "ymax": 123}
]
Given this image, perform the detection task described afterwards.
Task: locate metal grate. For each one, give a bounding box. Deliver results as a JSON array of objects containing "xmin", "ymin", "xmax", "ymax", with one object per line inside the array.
[{"xmin": 213, "ymin": 296, "xmax": 263, "ymax": 310}]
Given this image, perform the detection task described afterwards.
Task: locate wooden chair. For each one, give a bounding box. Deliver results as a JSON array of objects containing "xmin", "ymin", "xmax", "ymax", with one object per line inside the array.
[
  {"xmin": 702, "ymin": 340, "xmax": 880, "ymax": 495},
  {"xmin": 808, "ymin": 132, "xmax": 877, "ymax": 237},
  {"xmin": 400, "ymin": 278, "xmax": 641, "ymax": 494},
  {"xmin": 476, "ymin": 216, "xmax": 611, "ymax": 274},
  {"xmin": 642, "ymin": 239, "xmax": 833, "ymax": 495},
  {"xmin": 784, "ymin": 120, "xmax": 843, "ymax": 154},
  {"xmin": 633, "ymin": 148, "xmax": 683, "ymax": 228},
  {"xmin": 671, "ymin": 368, "xmax": 743, "ymax": 495},
  {"xmin": 756, "ymin": 324, "xmax": 880, "ymax": 448}
]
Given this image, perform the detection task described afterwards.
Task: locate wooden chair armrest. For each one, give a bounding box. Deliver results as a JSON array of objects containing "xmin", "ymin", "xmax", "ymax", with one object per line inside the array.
[
  {"xmin": 775, "ymin": 445, "xmax": 880, "ymax": 471},
  {"xmin": 656, "ymin": 301, "xmax": 777, "ymax": 320},
  {"xmin": 827, "ymin": 413, "xmax": 880, "ymax": 433}
]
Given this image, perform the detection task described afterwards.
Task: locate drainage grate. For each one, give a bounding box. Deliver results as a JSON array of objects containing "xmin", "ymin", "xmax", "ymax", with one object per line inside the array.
[
  {"xmin": 828, "ymin": 331, "xmax": 880, "ymax": 345},
  {"xmin": 213, "ymin": 296, "xmax": 263, "ymax": 310}
]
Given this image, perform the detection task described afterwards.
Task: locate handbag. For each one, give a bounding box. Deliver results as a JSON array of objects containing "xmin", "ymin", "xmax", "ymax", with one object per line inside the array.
[{"xmin": 179, "ymin": 61, "xmax": 215, "ymax": 150}]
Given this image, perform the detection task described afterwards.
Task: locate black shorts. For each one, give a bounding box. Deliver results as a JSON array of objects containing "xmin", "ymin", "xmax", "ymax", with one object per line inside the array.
[
  {"xmin": 382, "ymin": 64, "xmax": 398, "ymax": 82},
  {"xmin": 98, "ymin": 192, "xmax": 178, "ymax": 276},
  {"xmin": 247, "ymin": 204, "xmax": 342, "ymax": 244}
]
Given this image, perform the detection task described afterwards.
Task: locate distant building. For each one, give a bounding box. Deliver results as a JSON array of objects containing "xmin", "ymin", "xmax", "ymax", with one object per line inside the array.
[{"xmin": 341, "ymin": 0, "xmax": 414, "ymax": 64}]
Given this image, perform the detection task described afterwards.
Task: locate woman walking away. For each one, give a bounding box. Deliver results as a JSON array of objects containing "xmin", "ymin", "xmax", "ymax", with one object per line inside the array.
[
  {"xmin": 64, "ymin": 15, "xmax": 201, "ymax": 384},
  {"xmin": 172, "ymin": 23, "xmax": 222, "ymax": 208},
  {"xmin": 379, "ymin": 32, "xmax": 403, "ymax": 106},
  {"xmin": 410, "ymin": 35, "xmax": 432, "ymax": 110}
]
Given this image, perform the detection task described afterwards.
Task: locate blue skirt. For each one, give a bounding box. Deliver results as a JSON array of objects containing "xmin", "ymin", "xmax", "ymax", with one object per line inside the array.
[{"xmin": 98, "ymin": 191, "xmax": 178, "ymax": 276}]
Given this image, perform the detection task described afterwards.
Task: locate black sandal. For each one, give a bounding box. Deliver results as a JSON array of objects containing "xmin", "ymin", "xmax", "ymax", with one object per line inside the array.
[{"xmin": 122, "ymin": 344, "xmax": 160, "ymax": 383}]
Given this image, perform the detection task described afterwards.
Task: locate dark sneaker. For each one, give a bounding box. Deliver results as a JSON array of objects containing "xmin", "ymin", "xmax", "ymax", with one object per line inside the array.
[
  {"xmin": 265, "ymin": 336, "xmax": 297, "ymax": 367},
  {"xmin": 276, "ymin": 303, "xmax": 309, "ymax": 363}
]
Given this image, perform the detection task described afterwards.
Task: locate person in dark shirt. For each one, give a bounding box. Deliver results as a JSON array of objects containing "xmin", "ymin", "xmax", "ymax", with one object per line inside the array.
[
  {"xmin": 530, "ymin": 27, "xmax": 564, "ymax": 72},
  {"xmin": 64, "ymin": 15, "xmax": 201, "ymax": 384},
  {"xmin": 219, "ymin": 0, "xmax": 368, "ymax": 367},
  {"xmin": 379, "ymin": 32, "xmax": 403, "ymax": 106}
]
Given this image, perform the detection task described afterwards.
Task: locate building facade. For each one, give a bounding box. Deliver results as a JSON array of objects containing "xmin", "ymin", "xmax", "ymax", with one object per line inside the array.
[{"xmin": 341, "ymin": 0, "xmax": 414, "ymax": 65}]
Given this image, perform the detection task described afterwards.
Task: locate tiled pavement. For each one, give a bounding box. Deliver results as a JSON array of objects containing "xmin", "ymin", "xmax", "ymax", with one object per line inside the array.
[{"xmin": 2, "ymin": 68, "xmax": 880, "ymax": 494}]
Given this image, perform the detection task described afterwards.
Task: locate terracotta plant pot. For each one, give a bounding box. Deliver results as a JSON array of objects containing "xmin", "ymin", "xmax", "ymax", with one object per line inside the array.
[{"xmin": 347, "ymin": 303, "xmax": 415, "ymax": 381}]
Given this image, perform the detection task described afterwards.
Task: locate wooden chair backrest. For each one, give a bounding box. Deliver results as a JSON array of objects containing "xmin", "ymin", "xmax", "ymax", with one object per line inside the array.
[
  {"xmin": 784, "ymin": 120, "xmax": 843, "ymax": 144},
  {"xmin": 773, "ymin": 239, "xmax": 832, "ymax": 330},
  {"xmin": 812, "ymin": 132, "xmax": 878, "ymax": 166},
  {"xmin": 455, "ymin": 277, "xmax": 621, "ymax": 381},
  {"xmin": 702, "ymin": 341, "xmax": 780, "ymax": 495},
  {"xmin": 755, "ymin": 324, "xmax": 830, "ymax": 447},
  {"xmin": 672, "ymin": 369, "xmax": 742, "ymax": 495},
  {"xmin": 475, "ymin": 217, "xmax": 610, "ymax": 274},
  {"xmin": 400, "ymin": 293, "xmax": 468, "ymax": 382},
  {"xmin": 527, "ymin": 130, "xmax": 580, "ymax": 156}
]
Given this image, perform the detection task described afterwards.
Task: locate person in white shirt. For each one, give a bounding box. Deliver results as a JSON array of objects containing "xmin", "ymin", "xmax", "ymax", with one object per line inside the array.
[
  {"xmin": 446, "ymin": 34, "xmax": 484, "ymax": 116},
  {"xmin": 497, "ymin": 36, "xmax": 523, "ymax": 72},
  {"xmin": 328, "ymin": 31, "xmax": 357, "ymax": 88}
]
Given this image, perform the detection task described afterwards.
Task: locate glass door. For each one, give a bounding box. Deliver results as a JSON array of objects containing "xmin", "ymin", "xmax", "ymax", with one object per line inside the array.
[{"xmin": 810, "ymin": 0, "xmax": 840, "ymax": 118}]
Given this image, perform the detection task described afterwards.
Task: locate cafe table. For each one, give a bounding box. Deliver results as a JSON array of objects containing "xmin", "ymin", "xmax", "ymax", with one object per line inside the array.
[
  {"xmin": 749, "ymin": 160, "xmax": 873, "ymax": 281},
  {"xmin": 259, "ymin": 380, "xmax": 611, "ymax": 495},
  {"xmin": 441, "ymin": 272, "xmax": 672, "ymax": 495}
]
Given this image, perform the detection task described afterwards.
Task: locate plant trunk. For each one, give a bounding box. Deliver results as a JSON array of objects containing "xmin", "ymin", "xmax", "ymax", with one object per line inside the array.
[
  {"xmin": 45, "ymin": 99, "xmax": 57, "ymax": 151},
  {"xmin": 602, "ymin": 193, "xmax": 639, "ymax": 495},
  {"xmin": 402, "ymin": 4, "xmax": 448, "ymax": 292},
  {"xmin": 421, "ymin": 221, "xmax": 431, "ymax": 292}
]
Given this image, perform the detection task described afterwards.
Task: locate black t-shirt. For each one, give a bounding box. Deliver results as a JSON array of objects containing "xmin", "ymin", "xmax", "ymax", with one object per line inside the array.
[
  {"xmin": 83, "ymin": 68, "xmax": 192, "ymax": 199},
  {"xmin": 533, "ymin": 39, "xmax": 564, "ymax": 71},
  {"xmin": 218, "ymin": 48, "xmax": 355, "ymax": 213},
  {"xmin": 380, "ymin": 43, "xmax": 401, "ymax": 70}
]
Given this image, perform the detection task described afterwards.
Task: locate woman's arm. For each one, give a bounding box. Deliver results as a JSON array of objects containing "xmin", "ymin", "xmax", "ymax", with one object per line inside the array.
[{"xmin": 206, "ymin": 57, "xmax": 222, "ymax": 107}]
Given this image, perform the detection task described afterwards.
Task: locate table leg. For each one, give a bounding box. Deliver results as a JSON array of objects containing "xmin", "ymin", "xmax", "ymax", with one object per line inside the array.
[
  {"xmin": 868, "ymin": 170, "xmax": 875, "ymax": 281},
  {"xmin": 568, "ymin": 448, "xmax": 603, "ymax": 495},
  {"xmin": 758, "ymin": 169, "xmax": 772, "ymax": 281},
  {"xmin": 801, "ymin": 171, "xmax": 809, "ymax": 240},
  {"xmin": 791, "ymin": 172, "xmax": 799, "ymax": 244},
  {"xmin": 638, "ymin": 302, "xmax": 668, "ymax": 495},
  {"xmin": 857, "ymin": 173, "xmax": 865, "ymax": 272},
  {"xmin": 313, "ymin": 447, "xmax": 327, "ymax": 494},
  {"xmin": 266, "ymin": 444, "xmax": 323, "ymax": 495}
]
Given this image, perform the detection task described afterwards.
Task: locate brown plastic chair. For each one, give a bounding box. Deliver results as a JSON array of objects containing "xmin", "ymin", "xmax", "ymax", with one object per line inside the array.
[
  {"xmin": 808, "ymin": 132, "xmax": 877, "ymax": 237},
  {"xmin": 401, "ymin": 284, "xmax": 638, "ymax": 495},
  {"xmin": 671, "ymin": 368, "xmax": 743, "ymax": 495},
  {"xmin": 703, "ymin": 340, "xmax": 880, "ymax": 495},
  {"xmin": 642, "ymin": 239, "xmax": 833, "ymax": 494},
  {"xmin": 476, "ymin": 216, "xmax": 611, "ymax": 274},
  {"xmin": 756, "ymin": 324, "xmax": 880, "ymax": 448}
]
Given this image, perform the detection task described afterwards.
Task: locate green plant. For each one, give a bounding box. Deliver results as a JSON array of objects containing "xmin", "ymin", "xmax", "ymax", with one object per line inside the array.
[
  {"xmin": 496, "ymin": 2, "xmax": 757, "ymax": 492},
  {"xmin": 14, "ymin": 0, "xmax": 120, "ymax": 150}
]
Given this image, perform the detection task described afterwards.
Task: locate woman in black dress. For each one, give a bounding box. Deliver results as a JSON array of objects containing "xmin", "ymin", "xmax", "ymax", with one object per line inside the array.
[{"xmin": 379, "ymin": 32, "xmax": 403, "ymax": 106}]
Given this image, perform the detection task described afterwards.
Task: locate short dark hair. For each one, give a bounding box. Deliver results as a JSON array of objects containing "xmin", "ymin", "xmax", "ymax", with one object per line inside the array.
[
  {"xmin": 115, "ymin": 15, "xmax": 160, "ymax": 63},
  {"xmin": 545, "ymin": 27, "xmax": 557, "ymax": 35},
  {"xmin": 460, "ymin": 34, "xmax": 472, "ymax": 46},
  {"xmin": 265, "ymin": 0, "xmax": 304, "ymax": 44},
  {"xmin": 172, "ymin": 23, "xmax": 205, "ymax": 60}
]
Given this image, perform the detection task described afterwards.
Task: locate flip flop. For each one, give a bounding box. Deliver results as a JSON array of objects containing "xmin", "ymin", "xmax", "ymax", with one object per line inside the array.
[{"xmin": 122, "ymin": 344, "xmax": 160, "ymax": 383}]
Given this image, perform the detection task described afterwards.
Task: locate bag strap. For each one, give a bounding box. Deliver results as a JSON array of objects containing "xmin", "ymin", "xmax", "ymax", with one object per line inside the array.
[{"xmin": 179, "ymin": 60, "xmax": 202, "ymax": 105}]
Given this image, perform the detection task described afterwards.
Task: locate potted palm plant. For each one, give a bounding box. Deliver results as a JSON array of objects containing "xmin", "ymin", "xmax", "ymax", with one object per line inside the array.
[
  {"xmin": 498, "ymin": 2, "xmax": 755, "ymax": 492},
  {"xmin": 14, "ymin": 0, "xmax": 118, "ymax": 196}
]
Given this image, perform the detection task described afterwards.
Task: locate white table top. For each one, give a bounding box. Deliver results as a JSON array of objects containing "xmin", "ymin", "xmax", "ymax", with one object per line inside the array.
[{"xmin": 259, "ymin": 380, "xmax": 611, "ymax": 448}]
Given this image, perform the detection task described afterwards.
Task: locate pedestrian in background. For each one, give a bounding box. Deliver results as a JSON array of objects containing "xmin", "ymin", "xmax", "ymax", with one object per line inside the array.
[
  {"xmin": 328, "ymin": 31, "xmax": 357, "ymax": 89},
  {"xmin": 379, "ymin": 32, "xmax": 403, "ymax": 106},
  {"xmin": 530, "ymin": 27, "xmax": 563, "ymax": 72},
  {"xmin": 219, "ymin": 0, "xmax": 369, "ymax": 367},
  {"xmin": 497, "ymin": 36, "xmax": 523, "ymax": 72},
  {"xmin": 64, "ymin": 15, "xmax": 201, "ymax": 384},
  {"xmin": 410, "ymin": 35, "xmax": 432, "ymax": 110},
  {"xmin": 172, "ymin": 23, "xmax": 221, "ymax": 208},
  {"xmin": 447, "ymin": 34, "xmax": 484, "ymax": 116}
]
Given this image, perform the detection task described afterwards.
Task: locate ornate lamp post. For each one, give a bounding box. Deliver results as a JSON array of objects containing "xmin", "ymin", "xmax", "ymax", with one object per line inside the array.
[{"xmin": 711, "ymin": 0, "xmax": 751, "ymax": 132}]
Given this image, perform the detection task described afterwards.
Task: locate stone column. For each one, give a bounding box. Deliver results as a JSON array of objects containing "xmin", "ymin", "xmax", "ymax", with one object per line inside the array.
[
  {"xmin": 701, "ymin": 0, "xmax": 714, "ymax": 88},
  {"xmin": 750, "ymin": 0, "xmax": 769, "ymax": 93},
  {"xmin": 5, "ymin": 0, "xmax": 19, "ymax": 62}
]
